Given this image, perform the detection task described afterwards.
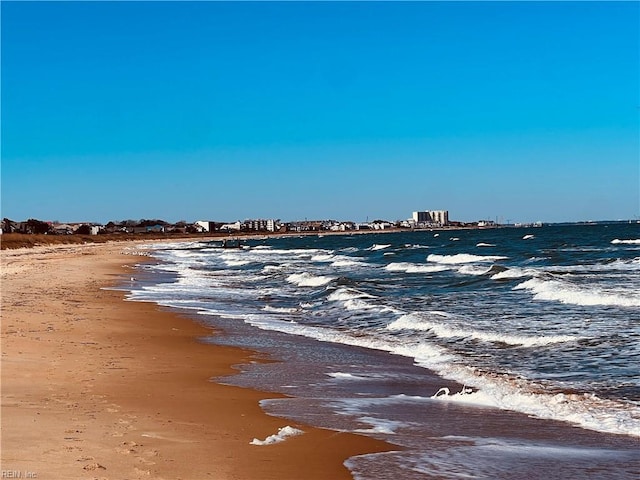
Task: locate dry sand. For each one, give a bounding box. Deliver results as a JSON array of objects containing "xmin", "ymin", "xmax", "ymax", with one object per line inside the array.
[{"xmin": 1, "ymin": 242, "xmax": 394, "ymax": 479}]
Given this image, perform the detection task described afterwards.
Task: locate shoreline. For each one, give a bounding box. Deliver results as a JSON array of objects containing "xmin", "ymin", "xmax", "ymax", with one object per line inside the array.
[
  {"xmin": 1, "ymin": 242, "xmax": 395, "ymax": 479},
  {"xmin": 0, "ymin": 225, "xmax": 501, "ymax": 250}
]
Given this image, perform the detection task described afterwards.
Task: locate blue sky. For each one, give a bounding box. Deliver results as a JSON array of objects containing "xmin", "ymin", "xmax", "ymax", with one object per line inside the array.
[{"xmin": 2, "ymin": 1, "xmax": 638, "ymax": 224}]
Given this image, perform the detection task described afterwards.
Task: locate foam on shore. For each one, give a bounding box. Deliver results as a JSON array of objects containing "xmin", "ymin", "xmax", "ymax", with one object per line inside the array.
[{"xmin": 250, "ymin": 426, "xmax": 304, "ymax": 445}]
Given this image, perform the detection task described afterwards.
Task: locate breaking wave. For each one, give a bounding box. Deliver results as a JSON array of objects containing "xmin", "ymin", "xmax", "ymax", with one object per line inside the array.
[
  {"xmin": 387, "ymin": 314, "xmax": 580, "ymax": 347},
  {"xmin": 286, "ymin": 272, "xmax": 334, "ymax": 287},
  {"xmin": 369, "ymin": 244, "xmax": 392, "ymax": 251},
  {"xmin": 427, "ymin": 253, "xmax": 508, "ymax": 264},
  {"xmin": 612, "ymin": 239, "xmax": 640, "ymax": 245},
  {"xmin": 385, "ymin": 262, "xmax": 449, "ymax": 273},
  {"xmin": 514, "ymin": 277, "xmax": 640, "ymax": 307}
]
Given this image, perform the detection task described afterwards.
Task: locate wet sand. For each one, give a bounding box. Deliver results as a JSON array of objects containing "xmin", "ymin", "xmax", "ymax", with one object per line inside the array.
[{"xmin": 1, "ymin": 242, "xmax": 395, "ymax": 479}]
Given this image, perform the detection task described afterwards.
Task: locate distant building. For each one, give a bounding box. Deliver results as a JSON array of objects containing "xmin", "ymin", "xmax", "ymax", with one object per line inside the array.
[
  {"xmin": 412, "ymin": 210, "xmax": 449, "ymax": 226},
  {"xmin": 400, "ymin": 220, "xmax": 414, "ymax": 228},
  {"xmin": 243, "ymin": 219, "xmax": 278, "ymax": 232},
  {"xmin": 220, "ymin": 221, "xmax": 242, "ymax": 232},
  {"xmin": 477, "ymin": 220, "xmax": 496, "ymax": 227},
  {"xmin": 413, "ymin": 211, "xmax": 429, "ymax": 223},
  {"xmin": 52, "ymin": 223, "xmax": 74, "ymax": 235},
  {"xmin": 195, "ymin": 221, "xmax": 210, "ymax": 232},
  {"xmin": 145, "ymin": 225, "xmax": 165, "ymax": 233},
  {"xmin": 286, "ymin": 220, "xmax": 324, "ymax": 232},
  {"xmin": 195, "ymin": 220, "xmax": 219, "ymax": 233},
  {"xmin": 430, "ymin": 210, "xmax": 449, "ymax": 225},
  {"xmin": 329, "ymin": 222, "xmax": 355, "ymax": 232}
]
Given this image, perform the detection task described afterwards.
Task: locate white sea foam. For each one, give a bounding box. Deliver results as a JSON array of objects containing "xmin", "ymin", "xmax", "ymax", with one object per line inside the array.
[
  {"xmin": 431, "ymin": 386, "xmax": 496, "ymax": 407},
  {"xmin": 427, "ymin": 370, "xmax": 640, "ymax": 438},
  {"xmin": 611, "ymin": 238, "xmax": 640, "ymax": 245},
  {"xmin": 344, "ymin": 366, "xmax": 640, "ymax": 437},
  {"xmin": 233, "ymin": 313, "xmax": 453, "ymax": 368},
  {"xmin": 355, "ymin": 379, "xmax": 640, "ymax": 440},
  {"xmin": 300, "ymin": 301, "xmax": 321, "ymax": 309},
  {"xmin": 541, "ymin": 258, "xmax": 640, "ymax": 274},
  {"xmin": 311, "ymin": 254, "xmax": 335, "ymax": 262},
  {"xmin": 603, "ymin": 257, "xmax": 640, "ymax": 269},
  {"xmin": 490, "ymin": 267, "xmax": 537, "ymax": 280},
  {"xmin": 262, "ymin": 264, "xmax": 288, "ymax": 273},
  {"xmin": 328, "ymin": 288, "xmax": 377, "ymax": 302},
  {"xmin": 147, "ymin": 241, "xmax": 205, "ymax": 251},
  {"xmin": 522, "ymin": 234, "xmax": 535, "ymax": 240},
  {"xmin": 514, "ymin": 277, "xmax": 640, "ymax": 307},
  {"xmin": 317, "ymin": 254, "xmax": 368, "ymax": 268},
  {"xmin": 262, "ymin": 305, "xmax": 301, "ymax": 314},
  {"xmin": 387, "ymin": 314, "xmax": 579, "ymax": 347},
  {"xmin": 327, "ymin": 372, "xmax": 371, "ymax": 381},
  {"xmin": 196, "ymin": 303, "xmax": 640, "ymax": 438},
  {"xmin": 385, "ymin": 262, "xmax": 449, "ymax": 273},
  {"xmin": 427, "ymin": 253, "xmax": 508, "ymax": 264},
  {"xmin": 168, "ymin": 249, "xmax": 205, "ymax": 258},
  {"xmin": 457, "ymin": 265, "xmax": 493, "ymax": 276},
  {"xmin": 369, "ymin": 244, "xmax": 391, "ymax": 251},
  {"xmin": 354, "ymin": 416, "xmax": 406, "ymax": 435},
  {"xmin": 224, "ymin": 259, "xmax": 251, "ymax": 267},
  {"xmin": 251, "ymin": 247, "xmax": 324, "ymax": 257},
  {"xmin": 331, "ymin": 259, "xmax": 364, "ymax": 267},
  {"xmin": 286, "ymin": 272, "xmax": 334, "ymax": 287},
  {"xmin": 343, "ymin": 299, "xmax": 379, "ymax": 311},
  {"xmin": 476, "ymin": 243, "xmax": 496, "ymax": 247},
  {"xmin": 250, "ymin": 426, "xmax": 303, "ymax": 445},
  {"xmin": 331, "ymin": 396, "xmax": 413, "ymax": 413},
  {"xmin": 328, "ymin": 288, "xmax": 397, "ymax": 313}
]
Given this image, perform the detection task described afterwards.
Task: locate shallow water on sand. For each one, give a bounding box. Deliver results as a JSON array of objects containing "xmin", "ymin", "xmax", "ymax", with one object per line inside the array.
[{"xmin": 201, "ymin": 315, "xmax": 639, "ymax": 479}]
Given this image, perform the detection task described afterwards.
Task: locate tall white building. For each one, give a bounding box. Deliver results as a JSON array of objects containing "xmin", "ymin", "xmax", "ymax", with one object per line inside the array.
[
  {"xmin": 412, "ymin": 210, "xmax": 449, "ymax": 226},
  {"xmin": 430, "ymin": 210, "xmax": 449, "ymax": 225},
  {"xmin": 243, "ymin": 219, "xmax": 278, "ymax": 232}
]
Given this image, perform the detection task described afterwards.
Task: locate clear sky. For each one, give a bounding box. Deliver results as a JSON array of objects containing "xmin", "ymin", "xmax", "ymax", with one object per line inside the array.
[{"xmin": 2, "ymin": 1, "xmax": 638, "ymax": 224}]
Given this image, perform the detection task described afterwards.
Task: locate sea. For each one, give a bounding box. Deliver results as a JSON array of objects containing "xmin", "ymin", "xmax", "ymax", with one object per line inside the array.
[{"xmin": 124, "ymin": 222, "xmax": 640, "ymax": 479}]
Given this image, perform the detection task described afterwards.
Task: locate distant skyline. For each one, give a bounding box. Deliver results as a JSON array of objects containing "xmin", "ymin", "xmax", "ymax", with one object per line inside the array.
[{"xmin": 2, "ymin": 1, "xmax": 638, "ymax": 224}]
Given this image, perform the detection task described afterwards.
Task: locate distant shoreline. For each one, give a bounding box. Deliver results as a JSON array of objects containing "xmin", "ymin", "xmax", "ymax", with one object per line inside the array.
[
  {"xmin": 0, "ymin": 225, "xmax": 496, "ymax": 250},
  {"xmin": 4, "ymin": 219, "xmax": 635, "ymax": 250}
]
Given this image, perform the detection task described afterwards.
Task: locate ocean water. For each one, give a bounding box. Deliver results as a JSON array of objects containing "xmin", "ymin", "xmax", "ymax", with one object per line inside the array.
[{"xmin": 125, "ymin": 223, "xmax": 640, "ymax": 478}]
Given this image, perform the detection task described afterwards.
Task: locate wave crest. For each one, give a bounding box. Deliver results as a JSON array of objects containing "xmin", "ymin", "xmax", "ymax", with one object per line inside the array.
[
  {"xmin": 385, "ymin": 262, "xmax": 449, "ymax": 273},
  {"xmin": 514, "ymin": 277, "xmax": 640, "ymax": 307},
  {"xmin": 369, "ymin": 244, "xmax": 391, "ymax": 251},
  {"xmin": 387, "ymin": 314, "xmax": 579, "ymax": 347},
  {"xmin": 427, "ymin": 253, "xmax": 508, "ymax": 264},
  {"xmin": 612, "ymin": 239, "xmax": 640, "ymax": 245},
  {"xmin": 286, "ymin": 272, "xmax": 334, "ymax": 287}
]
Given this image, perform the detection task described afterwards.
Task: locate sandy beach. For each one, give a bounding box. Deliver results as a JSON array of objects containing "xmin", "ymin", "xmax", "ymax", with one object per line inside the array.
[{"xmin": 1, "ymin": 242, "xmax": 394, "ymax": 479}]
